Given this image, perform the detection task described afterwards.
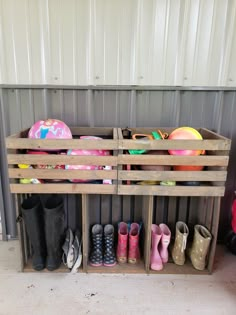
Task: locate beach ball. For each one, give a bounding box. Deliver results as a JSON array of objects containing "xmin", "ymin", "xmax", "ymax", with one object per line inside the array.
[
  {"xmin": 168, "ymin": 127, "xmax": 204, "ymax": 156},
  {"xmin": 28, "ymin": 119, "xmax": 72, "ymax": 139}
]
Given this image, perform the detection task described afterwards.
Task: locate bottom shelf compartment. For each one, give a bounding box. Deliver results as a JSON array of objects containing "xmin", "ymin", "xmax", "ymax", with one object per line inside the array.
[{"xmin": 16, "ymin": 193, "xmax": 220, "ymax": 275}]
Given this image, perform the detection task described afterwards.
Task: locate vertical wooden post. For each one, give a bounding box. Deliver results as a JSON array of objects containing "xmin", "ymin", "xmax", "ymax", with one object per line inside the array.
[
  {"xmin": 207, "ymin": 197, "xmax": 221, "ymax": 273},
  {"xmin": 143, "ymin": 195, "xmax": 153, "ymax": 273},
  {"xmin": 82, "ymin": 194, "xmax": 89, "ymax": 273}
]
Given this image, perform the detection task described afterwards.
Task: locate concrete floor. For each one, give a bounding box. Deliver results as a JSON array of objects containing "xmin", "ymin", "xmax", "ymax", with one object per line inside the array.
[{"xmin": 0, "ymin": 240, "xmax": 236, "ymax": 315}]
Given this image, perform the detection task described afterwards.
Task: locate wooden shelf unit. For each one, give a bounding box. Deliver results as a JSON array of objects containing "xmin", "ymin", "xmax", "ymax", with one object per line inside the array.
[{"xmin": 6, "ymin": 127, "xmax": 231, "ymax": 274}]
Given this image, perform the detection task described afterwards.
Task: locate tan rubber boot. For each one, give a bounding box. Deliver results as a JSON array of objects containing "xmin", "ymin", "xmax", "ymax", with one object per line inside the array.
[
  {"xmin": 189, "ymin": 225, "xmax": 212, "ymax": 270},
  {"xmin": 171, "ymin": 221, "xmax": 189, "ymax": 265}
]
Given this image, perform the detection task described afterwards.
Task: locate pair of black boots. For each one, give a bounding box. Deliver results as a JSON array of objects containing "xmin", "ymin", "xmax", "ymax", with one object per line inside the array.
[{"xmin": 21, "ymin": 195, "xmax": 65, "ymax": 271}]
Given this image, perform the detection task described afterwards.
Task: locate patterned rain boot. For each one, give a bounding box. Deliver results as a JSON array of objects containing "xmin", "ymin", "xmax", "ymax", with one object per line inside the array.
[
  {"xmin": 172, "ymin": 221, "xmax": 189, "ymax": 265},
  {"xmin": 150, "ymin": 224, "xmax": 163, "ymax": 271},
  {"xmin": 103, "ymin": 224, "xmax": 116, "ymax": 267},
  {"xmin": 189, "ymin": 225, "xmax": 212, "ymax": 270},
  {"xmin": 90, "ymin": 224, "xmax": 103, "ymax": 267},
  {"xmin": 128, "ymin": 223, "xmax": 140, "ymax": 264},
  {"xmin": 117, "ymin": 222, "xmax": 128, "ymax": 263},
  {"xmin": 159, "ymin": 223, "xmax": 171, "ymax": 263}
]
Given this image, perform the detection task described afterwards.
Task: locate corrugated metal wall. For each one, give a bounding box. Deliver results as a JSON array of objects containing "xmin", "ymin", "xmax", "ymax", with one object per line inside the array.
[
  {"xmin": 1, "ymin": 87, "xmax": 236, "ymax": 239},
  {"xmin": 1, "ymin": 0, "xmax": 236, "ymax": 86}
]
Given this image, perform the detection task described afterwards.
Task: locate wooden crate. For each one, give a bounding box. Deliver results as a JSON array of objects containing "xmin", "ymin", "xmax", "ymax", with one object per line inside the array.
[
  {"xmin": 117, "ymin": 128, "xmax": 231, "ymax": 196},
  {"xmin": 6, "ymin": 127, "xmax": 118, "ymax": 194}
]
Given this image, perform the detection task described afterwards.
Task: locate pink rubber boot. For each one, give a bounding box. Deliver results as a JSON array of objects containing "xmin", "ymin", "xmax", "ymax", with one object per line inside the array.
[
  {"xmin": 116, "ymin": 222, "xmax": 128, "ymax": 263},
  {"xmin": 150, "ymin": 224, "xmax": 163, "ymax": 271},
  {"xmin": 128, "ymin": 223, "xmax": 140, "ymax": 264},
  {"xmin": 159, "ymin": 223, "xmax": 171, "ymax": 263}
]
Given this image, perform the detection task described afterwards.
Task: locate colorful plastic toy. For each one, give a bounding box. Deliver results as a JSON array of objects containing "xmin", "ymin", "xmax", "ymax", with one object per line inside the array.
[
  {"xmin": 168, "ymin": 127, "xmax": 204, "ymax": 156},
  {"xmin": 66, "ymin": 136, "xmax": 110, "ymax": 183},
  {"xmin": 28, "ymin": 119, "xmax": 72, "ymax": 140}
]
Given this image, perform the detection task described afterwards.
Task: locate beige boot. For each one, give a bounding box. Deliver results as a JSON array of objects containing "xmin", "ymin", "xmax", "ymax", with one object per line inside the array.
[
  {"xmin": 171, "ymin": 221, "xmax": 189, "ymax": 265},
  {"xmin": 189, "ymin": 225, "xmax": 212, "ymax": 270}
]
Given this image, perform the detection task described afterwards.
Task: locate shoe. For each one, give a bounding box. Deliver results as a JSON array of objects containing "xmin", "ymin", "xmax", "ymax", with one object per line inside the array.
[
  {"xmin": 128, "ymin": 223, "xmax": 140, "ymax": 264},
  {"xmin": 21, "ymin": 195, "xmax": 46, "ymax": 271},
  {"xmin": 71, "ymin": 229, "xmax": 83, "ymax": 273},
  {"xmin": 172, "ymin": 221, "xmax": 189, "ymax": 265},
  {"xmin": 159, "ymin": 223, "xmax": 171, "ymax": 263},
  {"xmin": 89, "ymin": 224, "xmax": 103, "ymax": 267},
  {"xmin": 189, "ymin": 225, "xmax": 212, "ymax": 270},
  {"xmin": 44, "ymin": 195, "xmax": 65, "ymax": 271},
  {"xmin": 116, "ymin": 222, "xmax": 128, "ymax": 263},
  {"xmin": 103, "ymin": 224, "xmax": 116, "ymax": 267},
  {"xmin": 62, "ymin": 228, "xmax": 75, "ymax": 269},
  {"xmin": 150, "ymin": 224, "xmax": 163, "ymax": 271}
]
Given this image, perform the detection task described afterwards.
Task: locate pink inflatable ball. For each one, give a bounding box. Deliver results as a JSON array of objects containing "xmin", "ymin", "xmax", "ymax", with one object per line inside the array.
[
  {"xmin": 66, "ymin": 136, "xmax": 110, "ymax": 183},
  {"xmin": 28, "ymin": 119, "xmax": 72, "ymax": 140},
  {"xmin": 168, "ymin": 127, "xmax": 204, "ymax": 156}
]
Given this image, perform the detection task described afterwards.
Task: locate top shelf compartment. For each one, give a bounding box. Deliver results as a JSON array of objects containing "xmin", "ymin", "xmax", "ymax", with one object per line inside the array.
[
  {"xmin": 6, "ymin": 127, "xmax": 118, "ymax": 194},
  {"xmin": 6, "ymin": 127, "xmax": 231, "ymax": 196},
  {"xmin": 117, "ymin": 127, "xmax": 231, "ymax": 196}
]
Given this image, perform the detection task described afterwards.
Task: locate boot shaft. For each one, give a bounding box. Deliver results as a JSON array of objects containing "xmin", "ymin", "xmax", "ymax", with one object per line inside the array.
[
  {"xmin": 128, "ymin": 223, "xmax": 140, "ymax": 264},
  {"xmin": 172, "ymin": 221, "xmax": 189, "ymax": 265},
  {"xmin": 21, "ymin": 195, "xmax": 46, "ymax": 270},
  {"xmin": 44, "ymin": 195, "xmax": 65, "ymax": 270},
  {"xmin": 104, "ymin": 224, "xmax": 116, "ymax": 266},
  {"xmin": 189, "ymin": 225, "xmax": 212, "ymax": 270},
  {"xmin": 90, "ymin": 224, "xmax": 103, "ymax": 266},
  {"xmin": 159, "ymin": 223, "xmax": 171, "ymax": 264},
  {"xmin": 117, "ymin": 222, "xmax": 128, "ymax": 263}
]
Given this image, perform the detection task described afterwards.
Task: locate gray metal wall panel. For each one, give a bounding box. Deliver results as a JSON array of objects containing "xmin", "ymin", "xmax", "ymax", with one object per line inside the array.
[{"xmin": 1, "ymin": 87, "xmax": 236, "ymax": 239}]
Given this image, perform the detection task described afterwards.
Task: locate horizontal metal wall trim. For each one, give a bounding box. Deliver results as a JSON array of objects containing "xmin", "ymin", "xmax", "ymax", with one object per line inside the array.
[{"xmin": 1, "ymin": 85, "xmax": 236, "ymax": 91}]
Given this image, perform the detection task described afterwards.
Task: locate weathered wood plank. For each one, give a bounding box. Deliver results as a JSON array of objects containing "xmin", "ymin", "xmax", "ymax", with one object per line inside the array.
[
  {"xmin": 6, "ymin": 139, "xmax": 118, "ymax": 150},
  {"xmin": 9, "ymin": 168, "xmax": 117, "ymax": 180},
  {"xmin": 8, "ymin": 154, "xmax": 118, "ymax": 166},
  {"xmin": 118, "ymin": 155, "xmax": 229, "ymax": 166},
  {"xmin": 118, "ymin": 185, "xmax": 225, "ymax": 196},
  {"xmin": 118, "ymin": 170, "xmax": 227, "ymax": 181},
  {"xmin": 10, "ymin": 184, "xmax": 117, "ymax": 194},
  {"xmin": 119, "ymin": 139, "xmax": 231, "ymax": 150}
]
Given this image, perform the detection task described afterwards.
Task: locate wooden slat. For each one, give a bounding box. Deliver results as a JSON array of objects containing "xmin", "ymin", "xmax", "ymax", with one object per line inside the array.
[
  {"xmin": 118, "ymin": 185, "xmax": 225, "ymax": 196},
  {"xmin": 10, "ymin": 184, "xmax": 117, "ymax": 194},
  {"xmin": 200, "ymin": 128, "xmax": 230, "ymax": 141},
  {"xmin": 9, "ymin": 168, "xmax": 117, "ymax": 180},
  {"xmin": 119, "ymin": 139, "xmax": 231, "ymax": 150},
  {"xmin": 118, "ymin": 155, "xmax": 229, "ymax": 166},
  {"xmin": 70, "ymin": 127, "xmax": 114, "ymax": 136},
  {"xmin": 87, "ymin": 260, "xmax": 146, "ymax": 273},
  {"xmin": 8, "ymin": 154, "xmax": 118, "ymax": 166},
  {"xmin": 6, "ymin": 138, "xmax": 118, "ymax": 150},
  {"xmin": 149, "ymin": 260, "xmax": 209, "ymax": 275},
  {"xmin": 118, "ymin": 170, "xmax": 227, "ymax": 181}
]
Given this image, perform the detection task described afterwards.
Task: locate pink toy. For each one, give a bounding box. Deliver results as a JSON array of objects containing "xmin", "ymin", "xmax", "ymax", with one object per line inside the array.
[
  {"xmin": 28, "ymin": 119, "xmax": 72, "ymax": 140},
  {"xmin": 66, "ymin": 136, "xmax": 110, "ymax": 183}
]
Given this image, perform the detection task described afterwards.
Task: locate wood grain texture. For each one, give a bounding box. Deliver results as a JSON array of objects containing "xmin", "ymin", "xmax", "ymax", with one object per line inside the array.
[
  {"xmin": 118, "ymin": 185, "xmax": 225, "ymax": 196},
  {"xmin": 10, "ymin": 184, "xmax": 117, "ymax": 194}
]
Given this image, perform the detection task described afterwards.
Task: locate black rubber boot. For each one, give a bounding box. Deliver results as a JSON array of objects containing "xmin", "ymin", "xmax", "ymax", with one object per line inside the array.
[
  {"xmin": 21, "ymin": 195, "xmax": 46, "ymax": 271},
  {"xmin": 44, "ymin": 195, "xmax": 65, "ymax": 271}
]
